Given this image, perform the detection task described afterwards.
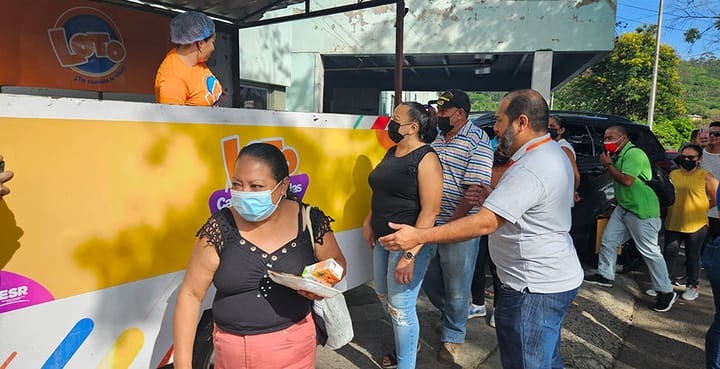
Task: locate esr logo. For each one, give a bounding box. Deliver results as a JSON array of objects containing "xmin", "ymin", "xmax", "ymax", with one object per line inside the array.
[{"xmin": 48, "ymin": 7, "xmax": 126, "ymax": 77}]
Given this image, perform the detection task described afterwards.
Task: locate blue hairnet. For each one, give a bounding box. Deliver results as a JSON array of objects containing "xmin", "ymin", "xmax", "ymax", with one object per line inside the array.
[{"xmin": 170, "ymin": 11, "xmax": 215, "ymax": 45}]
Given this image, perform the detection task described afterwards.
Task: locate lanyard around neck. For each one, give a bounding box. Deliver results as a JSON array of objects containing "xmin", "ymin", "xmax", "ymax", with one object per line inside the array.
[{"xmin": 507, "ymin": 136, "xmax": 552, "ymax": 168}]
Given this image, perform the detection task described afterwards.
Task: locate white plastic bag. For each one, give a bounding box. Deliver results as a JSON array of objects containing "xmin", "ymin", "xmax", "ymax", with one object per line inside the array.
[
  {"xmin": 305, "ymin": 205, "xmax": 354, "ymax": 349},
  {"xmin": 313, "ymin": 293, "xmax": 354, "ymax": 350}
]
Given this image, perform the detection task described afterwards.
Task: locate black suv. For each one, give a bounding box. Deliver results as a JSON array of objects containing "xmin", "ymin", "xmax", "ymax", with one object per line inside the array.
[{"xmin": 471, "ymin": 111, "xmax": 672, "ymax": 264}]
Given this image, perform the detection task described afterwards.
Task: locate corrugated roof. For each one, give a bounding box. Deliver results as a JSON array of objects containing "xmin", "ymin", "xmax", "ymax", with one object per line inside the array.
[{"xmin": 99, "ymin": 0, "xmax": 396, "ymax": 27}]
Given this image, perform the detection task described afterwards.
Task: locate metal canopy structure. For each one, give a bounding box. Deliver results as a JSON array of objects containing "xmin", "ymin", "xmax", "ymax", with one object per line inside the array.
[
  {"xmin": 323, "ymin": 51, "xmax": 607, "ymax": 92},
  {"xmin": 92, "ymin": 0, "xmax": 613, "ymax": 110},
  {"xmin": 96, "ymin": 0, "xmax": 396, "ymax": 28}
]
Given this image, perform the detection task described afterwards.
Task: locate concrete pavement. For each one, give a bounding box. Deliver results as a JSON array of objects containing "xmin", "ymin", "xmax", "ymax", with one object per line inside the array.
[{"xmin": 317, "ymin": 263, "xmax": 714, "ymax": 369}]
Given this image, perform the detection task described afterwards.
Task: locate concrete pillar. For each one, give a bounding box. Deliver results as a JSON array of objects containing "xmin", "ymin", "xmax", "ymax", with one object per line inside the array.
[{"xmin": 531, "ymin": 50, "xmax": 553, "ymax": 103}]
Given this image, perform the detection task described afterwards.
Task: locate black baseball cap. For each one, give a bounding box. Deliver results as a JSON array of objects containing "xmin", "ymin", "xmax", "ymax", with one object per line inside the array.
[{"xmin": 429, "ymin": 89, "xmax": 470, "ymax": 115}]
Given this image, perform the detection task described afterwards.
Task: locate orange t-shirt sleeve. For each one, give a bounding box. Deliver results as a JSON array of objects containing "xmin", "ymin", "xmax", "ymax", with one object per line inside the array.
[{"xmin": 155, "ymin": 75, "xmax": 188, "ymax": 105}]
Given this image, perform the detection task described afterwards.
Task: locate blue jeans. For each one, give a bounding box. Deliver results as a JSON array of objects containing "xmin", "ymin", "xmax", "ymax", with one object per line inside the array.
[
  {"xmin": 495, "ymin": 285, "xmax": 579, "ymax": 369},
  {"xmin": 422, "ymin": 238, "xmax": 480, "ymax": 343},
  {"xmin": 597, "ymin": 206, "xmax": 673, "ymax": 293},
  {"xmin": 374, "ymin": 242, "xmax": 436, "ymax": 369},
  {"xmin": 704, "ymin": 239, "xmax": 720, "ymax": 369}
]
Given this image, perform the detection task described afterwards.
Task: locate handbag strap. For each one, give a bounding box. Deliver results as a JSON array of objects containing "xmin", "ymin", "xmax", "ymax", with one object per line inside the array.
[{"xmin": 304, "ymin": 205, "xmax": 315, "ymax": 253}]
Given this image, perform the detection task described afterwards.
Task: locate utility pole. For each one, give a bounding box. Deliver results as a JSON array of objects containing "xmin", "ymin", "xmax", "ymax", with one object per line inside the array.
[
  {"xmin": 394, "ymin": 0, "xmax": 405, "ymax": 107},
  {"xmin": 647, "ymin": 0, "xmax": 664, "ymax": 130}
]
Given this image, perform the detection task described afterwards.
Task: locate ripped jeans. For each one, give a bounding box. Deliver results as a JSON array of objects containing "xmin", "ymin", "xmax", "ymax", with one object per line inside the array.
[{"xmin": 374, "ymin": 241, "xmax": 437, "ymax": 369}]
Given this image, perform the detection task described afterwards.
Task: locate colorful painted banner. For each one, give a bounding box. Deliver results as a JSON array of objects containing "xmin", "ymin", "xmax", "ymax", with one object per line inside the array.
[
  {"xmin": 0, "ymin": 0, "xmax": 172, "ymax": 93},
  {"xmin": 0, "ymin": 271, "xmax": 54, "ymax": 313},
  {"xmin": 0, "ymin": 94, "xmax": 390, "ymax": 368},
  {"xmin": 0, "ymin": 95, "xmax": 388, "ymax": 303}
]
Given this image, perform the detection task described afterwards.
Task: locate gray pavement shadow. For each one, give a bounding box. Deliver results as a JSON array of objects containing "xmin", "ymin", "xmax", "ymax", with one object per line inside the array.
[
  {"xmin": 613, "ymin": 327, "xmax": 706, "ymax": 369},
  {"xmin": 562, "ymin": 274, "xmax": 638, "ymax": 369},
  {"xmin": 317, "ymin": 283, "xmax": 486, "ymax": 369},
  {"xmin": 616, "ymin": 269, "xmax": 713, "ymax": 369},
  {"xmin": 321, "ymin": 262, "xmax": 716, "ymax": 369}
]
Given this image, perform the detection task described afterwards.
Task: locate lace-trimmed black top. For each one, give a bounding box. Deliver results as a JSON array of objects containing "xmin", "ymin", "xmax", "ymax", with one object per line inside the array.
[{"xmin": 196, "ymin": 202, "xmax": 334, "ymax": 336}]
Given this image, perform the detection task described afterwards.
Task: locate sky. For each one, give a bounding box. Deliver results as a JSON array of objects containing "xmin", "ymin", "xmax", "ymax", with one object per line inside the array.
[{"xmin": 616, "ymin": 0, "xmax": 718, "ymax": 60}]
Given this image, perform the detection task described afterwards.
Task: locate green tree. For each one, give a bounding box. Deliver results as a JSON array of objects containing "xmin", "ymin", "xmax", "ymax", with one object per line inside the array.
[
  {"xmin": 652, "ymin": 117, "xmax": 695, "ymax": 149},
  {"xmin": 468, "ymin": 92, "xmax": 503, "ymax": 112},
  {"xmin": 679, "ymin": 53, "xmax": 720, "ymax": 119},
  {"xmin": 671, "ymin": 0, "xmax": 720, "ymax": 52},
  {"xmin": 555, "ymin": 25, "xmax": 686, "ymax": 122}
]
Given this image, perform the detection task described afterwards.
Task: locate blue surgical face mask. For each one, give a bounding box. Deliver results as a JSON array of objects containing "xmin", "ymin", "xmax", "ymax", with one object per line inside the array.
[{"xmin": 231, "ymin": 181, "xmax": 283, "ymax": 222}]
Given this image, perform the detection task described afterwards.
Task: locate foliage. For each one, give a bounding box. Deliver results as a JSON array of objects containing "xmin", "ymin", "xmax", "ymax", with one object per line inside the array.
[
  {"xmin": 468, "ymin": 92, "xmax": 502, "ymax": 113},
  {"xmin": 651, "ymin": 117, "xmax": 695, "ymax": 149},
  {"xmin": 679, "ymin": 53, "xmax": 720, "ymax": 120},
  {"xmin": 671, "ymin": 0, "xmax": 720, "ymax": 51},
  {"xmin": 554, "ymin": 25, "xmax": 686, "ymax": 122}
]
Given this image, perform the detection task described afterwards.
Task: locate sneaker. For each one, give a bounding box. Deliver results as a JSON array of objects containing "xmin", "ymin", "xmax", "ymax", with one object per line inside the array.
[
  {"xmin": 645, "ymin": 289, "xmax": 657, "ymax": 297},
  {"xmin": 653, "ymin": 291, "xmax": 678, "ymax": 312},
  {"xmin": 468, "ymin": 303, "xmax": 487, "ymax": 319},
  {"xmin": 583, "ymin": 273, "xmax": 614, "ymax": 288},
  {"xmin": 488, "ymin": 310, "xmax": 495, "ymax": 328},
  {"xmin": 437, "ymin": 342, "xmax": 461, "ymax": 364},
  {"xmin": 682, "ymin": 285, "xmax": 699, "ymax": 301}
]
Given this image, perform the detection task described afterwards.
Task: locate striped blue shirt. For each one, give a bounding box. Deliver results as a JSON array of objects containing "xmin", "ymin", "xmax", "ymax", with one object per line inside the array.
[{"xmin": 431, "ymin": 120, "xmax": 494, "ymax": 224}]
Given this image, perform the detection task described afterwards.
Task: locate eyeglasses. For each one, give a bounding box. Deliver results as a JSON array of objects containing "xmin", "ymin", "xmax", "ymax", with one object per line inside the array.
[
  {"xmin": 680, "ymin": 155, "xmax": 699, "ymax": 160},
  {"xmin": 709, "ymin": 131, "xmax": 720, "ymax": 137}
]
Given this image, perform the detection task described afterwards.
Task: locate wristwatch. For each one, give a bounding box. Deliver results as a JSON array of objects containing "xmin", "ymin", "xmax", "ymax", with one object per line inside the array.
[{"xmin": 404, "ymin": 251, "xmax": 416, "ymax": 260}]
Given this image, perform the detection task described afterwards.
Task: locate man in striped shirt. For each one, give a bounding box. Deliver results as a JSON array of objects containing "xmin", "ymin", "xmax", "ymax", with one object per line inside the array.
[{"xmin": 424, "ymin": 89, "xmax": 493, "ymax": 364}]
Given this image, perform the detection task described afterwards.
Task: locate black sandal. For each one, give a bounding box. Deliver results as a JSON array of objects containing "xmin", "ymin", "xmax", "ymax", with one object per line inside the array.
[{"xmin": 380, "ymin": 351, "xmax": 398, "ymax": 369}]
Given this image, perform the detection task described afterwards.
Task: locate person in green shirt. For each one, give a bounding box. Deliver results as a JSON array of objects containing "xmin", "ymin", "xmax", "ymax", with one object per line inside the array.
[{"xmin": 584, "ymin": 125, "xmax": 677, "ymax": 312}]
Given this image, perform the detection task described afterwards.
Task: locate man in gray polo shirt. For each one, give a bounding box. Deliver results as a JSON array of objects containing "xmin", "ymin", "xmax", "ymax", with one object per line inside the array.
[{"xmin": 380, "ymin": 89, "xmax": 583, "ymax": 369}]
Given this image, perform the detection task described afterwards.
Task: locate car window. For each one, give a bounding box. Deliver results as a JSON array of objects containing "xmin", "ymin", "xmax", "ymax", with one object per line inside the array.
[
  {"xmin": 563, "ymin": 124, "xmax": 596, "ymax": 158},
  {"xmin": 565, "ymin": 124, "xmax": 604, "ymax": 174}
]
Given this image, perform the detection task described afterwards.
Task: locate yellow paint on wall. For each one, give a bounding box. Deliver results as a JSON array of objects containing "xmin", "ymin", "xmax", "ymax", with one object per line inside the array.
[
  {"xmin": 0, "ymin": 117, "xmax": 386, "ymax": 300},
  {"xmin": 96, "ymin": 328, "xmax": 144, "ymax": 369}
]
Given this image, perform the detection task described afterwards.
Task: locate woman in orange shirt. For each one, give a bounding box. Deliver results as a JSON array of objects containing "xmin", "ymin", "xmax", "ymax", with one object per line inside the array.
[{"xmin": 155, "ymin": 11, "xmax": 223, "ymax": 106}]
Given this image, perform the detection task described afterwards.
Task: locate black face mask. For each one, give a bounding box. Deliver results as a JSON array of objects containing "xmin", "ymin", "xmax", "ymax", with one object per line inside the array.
[
  {"xmin": 548, "ymin": 128, "xmax": 559, "ymax": 140},
  {"xmin": 437, "ymin": 116, "xmax": 452, "ymax": 133},
  {"xmin": 387, "ymin": 120, "xmax": 405, "ymax": 143},
  {"xmin": 678, "ymin": 159, "xmax": 698, "ymax": 171}
]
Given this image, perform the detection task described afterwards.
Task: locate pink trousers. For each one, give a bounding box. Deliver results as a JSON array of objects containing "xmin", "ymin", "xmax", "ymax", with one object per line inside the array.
[{"xmin": 213, "ymin": 313, "xmax": 316, "ymax": 369}]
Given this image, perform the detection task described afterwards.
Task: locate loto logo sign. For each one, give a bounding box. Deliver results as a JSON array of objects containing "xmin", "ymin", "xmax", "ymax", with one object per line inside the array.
[
  {"xmin": 47, "ymin": 7, "xmax": 127, "ymax": 82},
  {"xmin": 208, "ymin": 137, "xmax": 310, "ymax": 214}
]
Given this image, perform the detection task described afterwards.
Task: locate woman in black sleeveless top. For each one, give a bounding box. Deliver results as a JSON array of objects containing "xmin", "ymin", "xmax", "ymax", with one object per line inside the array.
[
  {"xmin": 363, "ymin": 102, "xmax": 443, "ymax": 368},
  {"xmin": 173, "ymin": 143, "xmax": 346, "ymax": 369}
]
